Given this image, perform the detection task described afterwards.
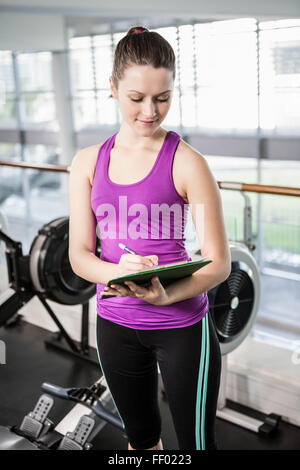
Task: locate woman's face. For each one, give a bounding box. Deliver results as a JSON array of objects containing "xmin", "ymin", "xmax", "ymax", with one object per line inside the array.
[{"xmin": 110, "ymin": 64, "xmax": 173, "ymax": 135}]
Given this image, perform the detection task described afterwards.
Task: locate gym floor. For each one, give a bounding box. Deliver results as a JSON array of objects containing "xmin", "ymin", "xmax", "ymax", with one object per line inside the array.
[{"xmin": 1, "ymin": 319, "xmax": 300, "ymax": 451}]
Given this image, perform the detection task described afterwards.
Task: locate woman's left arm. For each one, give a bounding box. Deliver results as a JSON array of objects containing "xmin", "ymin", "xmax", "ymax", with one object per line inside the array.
[{"xmin": 163, "ymin": 148, "xmax": 231, "ymax": 305}]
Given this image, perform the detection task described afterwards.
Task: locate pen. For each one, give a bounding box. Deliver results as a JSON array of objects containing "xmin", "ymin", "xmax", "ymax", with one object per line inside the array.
[{"xmin": 118, "ymin": 243, "xmax": 155, "ymax": 267}]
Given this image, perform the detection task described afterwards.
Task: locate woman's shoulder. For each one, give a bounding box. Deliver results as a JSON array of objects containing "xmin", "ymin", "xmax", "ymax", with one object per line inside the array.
[
  {"xmin": 176, "ymin": 136, "xmax": 218, "ymax": 199},
  {"xmin": 171, "ymin": 136, "xmax": 208, "ymax": 203},
  {"xmin": 175, "ymin": 137, "xmax": 208, "ymax": 179},
  {"xmin": 70, "ymin": 142, "xmax": 104, "ymax": 186},
  {"xmin": 176, "ymin": 136, "xmax": 206, "ymax": 163}
]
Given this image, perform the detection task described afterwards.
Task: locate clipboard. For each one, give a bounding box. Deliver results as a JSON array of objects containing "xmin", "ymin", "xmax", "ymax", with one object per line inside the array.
[{"xmin": 100, "ymin": 258, "xmax": 213, "ymax": 299}]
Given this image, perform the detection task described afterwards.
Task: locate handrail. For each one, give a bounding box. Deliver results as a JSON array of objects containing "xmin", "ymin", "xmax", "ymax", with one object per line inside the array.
[
  {"xmin": 0, "ymin": 159, "xmax": 300, "ymax": 197},
  {"xmin": 0, "ymin": 160, "xmax": 69, "ymax": 173},
  {"xmin": 218, "ymin": 181, "xmax": 300, "ymax": 198}
]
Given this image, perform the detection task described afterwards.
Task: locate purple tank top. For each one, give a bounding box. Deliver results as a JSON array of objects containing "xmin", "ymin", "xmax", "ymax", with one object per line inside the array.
[{"xmin": 91, "ymin": 129, "xmax": 208, "ymax": 329}]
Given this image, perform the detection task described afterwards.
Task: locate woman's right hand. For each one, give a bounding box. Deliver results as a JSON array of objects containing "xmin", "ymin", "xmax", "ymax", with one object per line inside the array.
[{"xmin": 115, "ymin": 253, "xmax": 158, "ymax": 277}]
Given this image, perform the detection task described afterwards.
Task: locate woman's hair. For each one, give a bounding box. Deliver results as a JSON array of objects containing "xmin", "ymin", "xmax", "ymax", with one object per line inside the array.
[{"xmin": 109, "ymin": 26, "xmax": 176, "ymax": 97}]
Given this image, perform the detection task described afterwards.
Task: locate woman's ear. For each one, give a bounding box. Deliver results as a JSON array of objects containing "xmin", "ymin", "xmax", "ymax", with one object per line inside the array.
[{"xmin": 109, "ymin": 76, "xmax": 117, "ymax": 99}]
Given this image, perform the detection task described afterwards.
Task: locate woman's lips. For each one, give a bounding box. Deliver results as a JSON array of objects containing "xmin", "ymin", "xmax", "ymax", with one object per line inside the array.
[{"xmin": 139, "ymin": 119, "xmax": 157, "ymax": 125}]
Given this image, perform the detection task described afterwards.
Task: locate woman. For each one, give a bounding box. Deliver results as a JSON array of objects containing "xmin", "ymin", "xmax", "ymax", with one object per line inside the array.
[{"xmin": 68, "ymin": 26, "xmax": 231, "ymax": 450}]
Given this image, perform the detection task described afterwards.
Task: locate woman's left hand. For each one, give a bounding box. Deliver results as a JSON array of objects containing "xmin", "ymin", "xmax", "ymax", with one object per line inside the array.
[{"xmin": 100, "ymin": 276, "xmax": 170, "ymax": 306}]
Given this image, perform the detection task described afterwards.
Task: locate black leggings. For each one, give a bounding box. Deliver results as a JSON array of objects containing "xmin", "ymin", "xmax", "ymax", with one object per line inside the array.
[{"xmin": 96, "ymin": 311, "xmax": 221, "ymax": 450}]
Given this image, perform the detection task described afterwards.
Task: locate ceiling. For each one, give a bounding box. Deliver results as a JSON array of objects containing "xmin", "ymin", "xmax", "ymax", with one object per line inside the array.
[
  {"xmin": 0, "ymin": 0, "xmax": 299, "ymax": 21},
  {"xmin": 0, "ymin": 0, "xmax": 299, "ymax": 37}
]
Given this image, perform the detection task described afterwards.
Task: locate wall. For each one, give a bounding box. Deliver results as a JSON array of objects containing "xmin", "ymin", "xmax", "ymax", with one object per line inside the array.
[{"xmin": 0, "ymin": 12, "xmax": 66, "ymax": 51}]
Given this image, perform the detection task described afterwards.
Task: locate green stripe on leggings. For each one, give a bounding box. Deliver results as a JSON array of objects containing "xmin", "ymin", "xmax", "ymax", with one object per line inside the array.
[
  {"xmin": 201, "ymin": 314, "xmax": 210, "ymax": 449},
  {"xmin": 195, "ymin": 314, "xmax": 207, "ymax": 449}
]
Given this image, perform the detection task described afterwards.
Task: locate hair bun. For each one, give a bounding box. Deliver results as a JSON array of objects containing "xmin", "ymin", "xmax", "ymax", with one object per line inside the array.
[{"xmin": 127, "ymin": 26, "xmax": 149, "ymax": 36}]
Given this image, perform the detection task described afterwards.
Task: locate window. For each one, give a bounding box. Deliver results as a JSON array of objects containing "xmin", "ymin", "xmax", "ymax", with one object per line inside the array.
[
  {"xmin": 69, "ymin": 34, "xmax": 116, "ymax": 129},
  {"xmin": 195, "ymin": 19, "xmax": 258, "ymax": 131},
  {"xmin": 68, "ymin": 19, "xmax": 300, "ymax": 134},
  {"xmin": 259, "ymin": 19, "xmax": 300, "ymax": 133},
  {"xmin": 0, "ymin": 51, "xmax": 17, "ymax": 129},
  {"xmin": 17, "ymin": 52, "xmax": 57, "ymax": 130}
]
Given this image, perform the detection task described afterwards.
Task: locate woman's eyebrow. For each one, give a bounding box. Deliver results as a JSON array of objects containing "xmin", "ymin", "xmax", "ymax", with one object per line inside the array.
[{"xmin": 128, "ymin": 89, "xmax": 171, "ymax": 95}]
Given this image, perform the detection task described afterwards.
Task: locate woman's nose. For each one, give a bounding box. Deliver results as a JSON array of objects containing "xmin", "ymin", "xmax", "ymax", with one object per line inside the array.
[{"xmin": 141, "ymin": 99, "xmax": 157, "ymax": 118}]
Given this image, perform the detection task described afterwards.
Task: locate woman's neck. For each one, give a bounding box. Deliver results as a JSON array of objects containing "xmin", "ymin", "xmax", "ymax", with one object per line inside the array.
[{"xmin": 115, "ymin": 123, "xmax": 167, "ymax": 151}]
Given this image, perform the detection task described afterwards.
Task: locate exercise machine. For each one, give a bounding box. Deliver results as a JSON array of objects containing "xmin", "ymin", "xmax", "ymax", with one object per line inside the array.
[
  {"xmin": 0, "ymin": 375, "xmax": 125, "ymax": 450},
  {"xmin": 0, "ymin": 216, "xmax": 100, "ymax": 364}
]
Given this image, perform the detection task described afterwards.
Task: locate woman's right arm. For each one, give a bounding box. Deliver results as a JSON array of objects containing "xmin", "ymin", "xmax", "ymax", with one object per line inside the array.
[
  {"xmin": 68, "ymin": 147, "xmax": 120, "ymax": 285},
  {"xmin": 68, "ymin": 148, "xmax": 156, "ymax": 285}
]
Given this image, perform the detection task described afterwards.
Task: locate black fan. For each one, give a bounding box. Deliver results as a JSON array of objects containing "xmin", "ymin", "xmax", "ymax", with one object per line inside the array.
[
  {"xmin": 209, "ymin": 262, "xmax": 255, "ymax": 344},
  {"xmin": 207, "ymin": 242, "xmax": 260, "ymax": 355}
]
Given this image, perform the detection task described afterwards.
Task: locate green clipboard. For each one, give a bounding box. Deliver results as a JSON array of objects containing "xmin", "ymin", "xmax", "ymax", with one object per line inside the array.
[{"xmin": 101, "ymin": 258, "xmax": 212, "ymax": 299}]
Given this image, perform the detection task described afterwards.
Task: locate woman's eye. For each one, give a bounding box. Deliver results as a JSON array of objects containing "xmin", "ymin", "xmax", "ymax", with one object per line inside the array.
[{"xmin": 131, "ymin": 98, "xmax": 169, "ymax": 103}]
